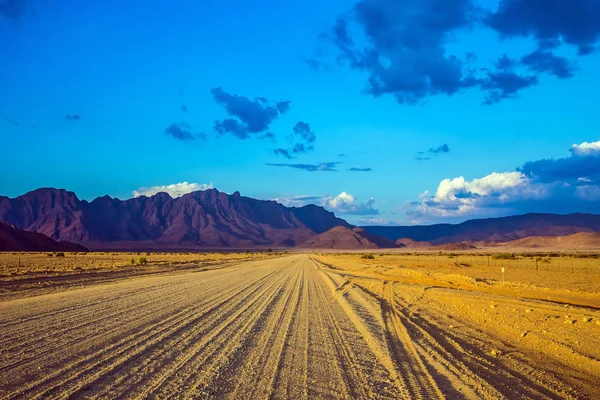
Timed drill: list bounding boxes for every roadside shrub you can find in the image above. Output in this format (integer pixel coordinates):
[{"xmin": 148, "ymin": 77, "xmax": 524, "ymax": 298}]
[
  {"xmin": 139, "ymin": 256, "xmax": 148, "ymax": 265},
  {"xmin": 130, "ymin": 256, "xmax": 136, "ymax": 265},
  {"xmin": 491, "ymin": 253, "xmax": 516, "ymax": 260},
  {"xmin": 46, "ymin": 253, "xmax": 54, "ymax": 257},
  {"xmin": 54, "ymin": 252, "xmax": 65, "ymax": 257},
  {"xmin": 361, "ymin": 254, "xmax": 375, "ymax": 260}
]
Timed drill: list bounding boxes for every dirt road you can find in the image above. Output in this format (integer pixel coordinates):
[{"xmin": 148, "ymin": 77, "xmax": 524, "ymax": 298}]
[{"xmin": 0, "ymin": 255, "xmax": 597, "ymax": 399}]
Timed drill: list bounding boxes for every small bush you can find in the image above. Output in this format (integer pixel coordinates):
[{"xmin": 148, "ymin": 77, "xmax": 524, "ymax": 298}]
[
  {"xmin": 361, "ymin": 254, "xmax": 375, "ymax": 260},
  {"xmin": 491, "ymin": 253, "xmax": 516, "ymax": 260},
  {"xmin": 54, "ymin": 252, "xmax": 65, "ymax": 257},
  {"xmin": 130, "ymin": 256, "xmax": 136, "ymax": 265},
  {"xmin": 46, "ymin": 253, "xmax": 54, "ymax": 257},
  {"xmin": 139, "ymin": 256, "xmax": 148, "ymax": 265}
]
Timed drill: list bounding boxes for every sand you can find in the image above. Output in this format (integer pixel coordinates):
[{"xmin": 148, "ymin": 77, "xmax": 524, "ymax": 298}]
[{"xmin": 0, "ymin": 254, "xmax": 598, "ymax": 399}]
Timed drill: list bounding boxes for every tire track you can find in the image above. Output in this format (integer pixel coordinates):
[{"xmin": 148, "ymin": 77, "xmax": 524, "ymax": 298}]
[
  {"xmin": 381, "ymin": 281, "xmax": 445, "ymax": 400},
  {"xmin": 0, "ymin": 264, "xmax": 281, "ymax": 399},
  {"xmin": 3, "ymin": 254, "xmax": 591, "ymax": 399}
]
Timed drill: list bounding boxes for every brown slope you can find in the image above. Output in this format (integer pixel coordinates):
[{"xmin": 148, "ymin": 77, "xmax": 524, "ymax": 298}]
[
  {"xmin": 395, "ymin": 238, "xmax": 433, "ymax": 248},
  {"xmin": 502, "ymin": 232, "xmax": 600, "ymax": 249},
  {"xmin": 0, "ymin": 222, "xmax": 88, "ymax": 252},
  {"xmin": 297, "ymin": 226, "xmax": 398, "ymax": 249},
  {"xmin": 0, "ymin": 188, "xmax": 350, "ymax": 248},
  {"xmin": 433, "ymin": 242, "xmax": 477, "ymax": 251}
]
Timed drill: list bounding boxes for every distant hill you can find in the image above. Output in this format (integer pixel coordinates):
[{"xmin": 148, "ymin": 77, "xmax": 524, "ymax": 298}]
[
  {"xmin": 364, "ymin": 213, "xmax": 600, "ymax": 244},
  {"xmin": 395, "ymin": 238, "xmax": 433, "ymax": 248},
  {"xmin": 298, "ymin": 226, "xmax": 398, "ymax": 249},
  {"xmin": 0, "ymin": 188, "xmax": 350, "ymax": 249},
  {"xmin": 0, "ymin": 222, "xmax": 88, "ymax": 252},
  {"xmin": 433, "ymin": 242, "xmax": 477, "ymax": 251},
  {"xmin": 501, "ymin": 232, "xmax": 600, "ymax": 249}
]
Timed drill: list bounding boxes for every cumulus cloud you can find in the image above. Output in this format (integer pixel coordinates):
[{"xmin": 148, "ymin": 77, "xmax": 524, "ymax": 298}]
[
  {"xmin": 277, "ymin": 192, "xmax": 380, "ymax": 215},
  {"xmin": 486, "ymin": 0, "xmax": 600, "ymax": 55},
  {"xmin": 323, "ymin": 0, "xmax": 600, "ymax": 104},
  {"xmin": 432, "ymin": 172, "xmax": 528, "ymax": 203},
  {"xmin": 519, "ymin": 155, "xmax": 600, "ymax": 184},
  {"xmin": 324, "ymin": 192, "xmax": 379, "ymax": 215},
  {"xmin": 165, "ymin": 123, "xmax": 206, "ymax": 142},
  {"xmin": 410, "ymin": 139, "xmax": 600, "ymax": 221},
  {"xmin": 266, "ymin": 162, "xmax": 340, "ymax": 172},
  {"xmin": 331, "ymin": 0, "xmax": 478, "ymax": 104},
  {"xmin": 211, "ymin": 87, "xmax": 290, "ymax": 139},
  {"xmin": 570, "ymin": 140, "xmax": 600, "ymax": 156},
  {"xmin": 132, "ymin": 181, "xmax": 214, "ymax": 198}
]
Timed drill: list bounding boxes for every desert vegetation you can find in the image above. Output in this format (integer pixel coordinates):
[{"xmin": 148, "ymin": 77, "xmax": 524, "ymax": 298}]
[{"xmin": 0, "ymin": 251, "xmax": 278, "ymax": 276}]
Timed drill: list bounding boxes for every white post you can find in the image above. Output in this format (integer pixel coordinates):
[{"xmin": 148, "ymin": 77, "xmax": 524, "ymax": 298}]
[{"xmin": 501, "ymin": 267, "xmax": 505, "ymax": 284}]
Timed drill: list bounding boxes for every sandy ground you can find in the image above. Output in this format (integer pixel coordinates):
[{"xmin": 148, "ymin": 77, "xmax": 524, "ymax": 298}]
[{"xmin": 0, "ymin": 254, "xmax": 598, "ymax": 399}]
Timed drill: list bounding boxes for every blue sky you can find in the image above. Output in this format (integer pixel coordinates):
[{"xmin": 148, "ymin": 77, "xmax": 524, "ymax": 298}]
[{"xmin": 2, "ymin": 0, "xmax": 600, "ymax": 225}]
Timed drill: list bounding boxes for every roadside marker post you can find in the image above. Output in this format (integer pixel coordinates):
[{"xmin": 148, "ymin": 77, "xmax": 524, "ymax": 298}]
[{"xmin": 502, "ymin": 267, "xmax": 505, "ymax": 284}]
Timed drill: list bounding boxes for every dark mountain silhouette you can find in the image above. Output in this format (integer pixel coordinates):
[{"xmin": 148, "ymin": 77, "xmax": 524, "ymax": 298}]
[
  {"xmin": 363, "ymin": 213, "xmax": 600, "ymax": 244},
  {"xmin": 298, "ymin": 226, "xmax": 398, "ymax": 249},
  {"xmin": 0, "ymin": 222, "xmax": 88, "ymax": 252},
  {"xmin": 0, "ymin": 188, "xmax": 350, "ymax": 249}
]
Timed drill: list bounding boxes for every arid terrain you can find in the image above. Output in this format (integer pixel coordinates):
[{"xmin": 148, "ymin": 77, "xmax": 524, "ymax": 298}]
[{"xmin": 0, "ymin": 251, "xmax": 598, "ymax": 399}]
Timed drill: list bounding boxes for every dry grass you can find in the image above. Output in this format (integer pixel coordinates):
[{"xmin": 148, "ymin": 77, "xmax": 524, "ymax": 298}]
[
  {"xmin": 0, "ymin": 251, "xmax": 281, "ymax": 276},
  {"xmin": 314, "ymin": 252, "xmax": 600, "ymax": 293}
]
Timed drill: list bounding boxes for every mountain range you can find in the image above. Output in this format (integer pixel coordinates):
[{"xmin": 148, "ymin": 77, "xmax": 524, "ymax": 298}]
[
  {"xmin": 0, "ymin": 188, "xmax": 349, "ymax": 249},
  {"xmin": 3, "ymin": 188, "xmax": 600, "ymax": 250},
  {"xmin": 363, "ymin": 213, "xmax": 600, "ymax": 244}
]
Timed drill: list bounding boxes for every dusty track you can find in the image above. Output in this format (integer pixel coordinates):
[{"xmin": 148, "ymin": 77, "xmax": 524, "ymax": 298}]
[{"xmin": 0, "ymin": 255, "xmax": 597, "ymax": 399}]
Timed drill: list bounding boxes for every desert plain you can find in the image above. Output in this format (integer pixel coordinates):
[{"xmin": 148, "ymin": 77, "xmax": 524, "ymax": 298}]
[{"xmin": 0, "ymin": 250, "xmax": 598, "ymax": 399}]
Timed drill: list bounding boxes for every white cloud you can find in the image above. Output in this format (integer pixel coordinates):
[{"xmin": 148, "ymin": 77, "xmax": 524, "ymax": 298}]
[
  {"xmin": 132, "ymin": 181, "xmax": 213, "ymax": 198},
  {"xmin": 570, "ymin": 140, "xmax": 600, "ymax": 156},
  {"xmin": 408, "ymin": 140, "xmax": 600, "ymax": 223},
  {"xmin": 324, "ymin": 192, "xmax": 379, "ymax": 215},
  {"xmin": 274, "ymin": 191, "xmax": 380, "ymax": 215},
  {"xmin": 413, "ymin": 171, "xmax": 538, "ymax": 219},
  {"xmin": 432, "ymin": 172, "xmax": 528, "ymax": 203}
]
